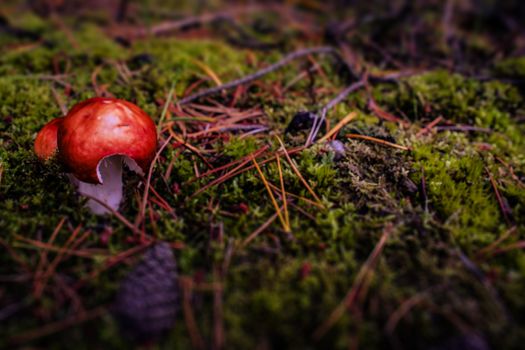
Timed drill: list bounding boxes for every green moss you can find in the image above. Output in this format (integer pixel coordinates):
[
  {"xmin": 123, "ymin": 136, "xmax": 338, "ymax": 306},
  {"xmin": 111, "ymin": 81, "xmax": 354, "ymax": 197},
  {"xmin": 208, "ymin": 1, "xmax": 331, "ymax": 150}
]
[
  {"xmin": 493, "ymin": 57, "xmax": 525, "ymax": 79},
  {"xmin": 411, "ymin": 133, "xmax": 503, "ymax": 246},
  {"xmin": 376, "ymin": 70, "xmax": 522, "ymax": 128},
  {"xmin": 1, "ymin": 6, "xmax": 525, "ymax": 350}
]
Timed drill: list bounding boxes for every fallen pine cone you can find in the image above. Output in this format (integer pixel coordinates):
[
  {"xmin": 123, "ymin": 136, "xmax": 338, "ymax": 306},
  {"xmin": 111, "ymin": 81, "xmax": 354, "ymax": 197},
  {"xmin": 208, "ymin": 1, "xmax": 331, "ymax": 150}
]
[{"xmin": 113, "ymin": 242, "xmax": 178, "ymax": 343}]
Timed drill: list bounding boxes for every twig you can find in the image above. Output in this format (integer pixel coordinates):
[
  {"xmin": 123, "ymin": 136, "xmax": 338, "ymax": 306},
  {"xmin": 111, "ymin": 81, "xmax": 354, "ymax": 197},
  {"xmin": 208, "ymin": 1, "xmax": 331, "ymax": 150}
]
[
  {"xmin": 476, "ymin": 227, "xmax": 517, "ymax": 259},
  {"xmin": 115, "ymin": 0, "xmax": 129, "ymax": 22},
  {"xmin": 33, "ymin": 217, "xmax": 66, "ymax": 296},
  {"xmin": 421, "ymin": 166, "xmax": 429, "ymax": 213},
  {"xmin": 180, "ymin": 277, "xmax": 206, "ymax": 350},
  {"xmin": 9, "ymin": 306, "xmax": 106, "ymax": 344},
  {"xmin": 385, "ymin": 285, "xmax": 448, "ymax": 338},
  {"xmin": 178, "ymin": 47, "xmax": 335, "ymax": 105},
  {"xmin": 495, "ymin": 157, "xmax": 525, "ymax": 188},
  {"xmin": 368, "ymin": 97, "xmax": 408, "ymax": 126},
  {"xmin": 13, "ymin": 238, "xmax": 106, "ymax": 259},
  {"xmin": 441, "ymin": 0, "xmax": 456, "ymax": 46},
  {"xmin": 416, "ymin": 116, "xmax": 443, "ymax": 137},
  {"xmin": 134, "ymin": 135, "xmax": 174, "ymax": 238},
  {"xmin": 436, "ymin": 125, "xmax": 492, "ymax": 133},
  {"xmin": 486, "ymin": 167, "xmax": 513, "ymax": 226},
  {"xmin": 242, "ymin": 212, "xmax": 280, "ymax": 247},
  {"xmin": 33, "ymin": 225, "xmax": 83, "ymax": 299},
  {"xmin": 306, "ymin": 70, "xmax": 417, "ymax": 146},
  {"xmin": 73, "ymin": 242, "xmax": 152, "ymax": 290},
  {"xmin": 81, "ymin": 193, "xmax": 141, "ymax": 235},
  {"xmin": 212, "ymin": 266, "xmax": 224, "ymax": 350},
  {"xmin": 306, "ymin": 79, "xmax": 365, "ymax": 145}
]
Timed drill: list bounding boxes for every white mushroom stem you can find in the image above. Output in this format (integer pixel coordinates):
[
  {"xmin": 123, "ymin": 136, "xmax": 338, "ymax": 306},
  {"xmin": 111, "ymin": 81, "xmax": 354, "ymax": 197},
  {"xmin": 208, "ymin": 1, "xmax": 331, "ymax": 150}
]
[{"xmin": 71, "ymin": 155, "xmax": 142, "ymax": 215}]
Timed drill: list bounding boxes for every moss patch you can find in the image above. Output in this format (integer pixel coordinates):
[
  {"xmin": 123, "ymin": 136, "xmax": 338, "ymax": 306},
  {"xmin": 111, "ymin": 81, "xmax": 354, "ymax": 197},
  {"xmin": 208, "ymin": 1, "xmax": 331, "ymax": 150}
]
[{"xmin": 1, "ymin": 3, "xmax": 525, "ymax": 350}]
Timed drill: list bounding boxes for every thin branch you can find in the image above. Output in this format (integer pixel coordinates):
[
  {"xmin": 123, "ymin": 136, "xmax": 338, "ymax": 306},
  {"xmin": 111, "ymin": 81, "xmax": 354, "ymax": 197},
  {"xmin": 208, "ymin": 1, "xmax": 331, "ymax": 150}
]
[
  {"xmin": 178, "ymin": 47, "xmax": 336, "ymax": 105},
  {"xmin": 306, "ymin": 79, "xmax": 366, "ymax": 146}
]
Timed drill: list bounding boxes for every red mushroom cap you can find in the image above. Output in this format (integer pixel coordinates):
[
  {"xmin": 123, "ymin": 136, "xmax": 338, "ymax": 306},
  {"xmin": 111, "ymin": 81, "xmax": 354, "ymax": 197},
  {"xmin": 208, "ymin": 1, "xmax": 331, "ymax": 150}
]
[
  {"xmin": 57, "ymin": 97, "xmax": 157, "ymax": 184},
  {"xmin": 34, "ymin": 117, "xmax": 64, "ymax": 161}
]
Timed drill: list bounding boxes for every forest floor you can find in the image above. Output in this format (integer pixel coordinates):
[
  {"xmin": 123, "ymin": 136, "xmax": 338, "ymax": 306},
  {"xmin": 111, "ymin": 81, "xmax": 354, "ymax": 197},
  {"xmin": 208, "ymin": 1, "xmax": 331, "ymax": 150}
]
[{"xmin": 1, "ymin": 0, "xmax": 525, "ymax": 349}]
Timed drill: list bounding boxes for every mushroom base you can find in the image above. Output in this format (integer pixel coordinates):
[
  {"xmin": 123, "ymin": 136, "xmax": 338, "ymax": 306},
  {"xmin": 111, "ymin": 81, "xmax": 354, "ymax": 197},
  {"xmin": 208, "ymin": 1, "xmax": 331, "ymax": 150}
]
[{"xmin": 70, "ymin": 155, "xmax": 142, "ymax": 215}]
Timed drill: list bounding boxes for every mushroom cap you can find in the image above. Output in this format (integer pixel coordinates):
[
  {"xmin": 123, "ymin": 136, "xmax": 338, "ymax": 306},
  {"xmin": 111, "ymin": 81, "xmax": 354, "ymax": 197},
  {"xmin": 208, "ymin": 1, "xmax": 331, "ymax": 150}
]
[
  {"xmin": 58, "ymin": 97, "xmax": 157, "ymax": 184},
  {"xmin": 34, "ymin": 117, "xmax": 64, "ymax": 161}
]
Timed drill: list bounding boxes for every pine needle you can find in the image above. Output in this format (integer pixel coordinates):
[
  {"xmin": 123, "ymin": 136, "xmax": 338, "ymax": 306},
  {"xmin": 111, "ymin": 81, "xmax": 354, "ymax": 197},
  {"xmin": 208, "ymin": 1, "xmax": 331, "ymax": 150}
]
[
  {"xmin": 275, "ymin": 135, "xmax": 324, "ymax": 208},
  {"xmin": 157, "ymin": 82, "xmax": 176, "ymax": 133},
  {"xmin": 318, "ymin": 112, "xmax": 357, "ymax": 143},
  {"xmin": 276, "ymin": 153, "xmax": 290, "ymax": 229},
  {"xmin": 192, "ymin": 59, "xmax": 223, "ymax": 86},
  {"xmin": 346, "ymin": 133, "xmax": 411, "ymax": 151},
  {"xmin": 313, "ymin": 223, "xmax": 394, "ymax": 339},
  {"xmin": 251, "ymin": 156, "xmax": 290, "ymax": 233}
]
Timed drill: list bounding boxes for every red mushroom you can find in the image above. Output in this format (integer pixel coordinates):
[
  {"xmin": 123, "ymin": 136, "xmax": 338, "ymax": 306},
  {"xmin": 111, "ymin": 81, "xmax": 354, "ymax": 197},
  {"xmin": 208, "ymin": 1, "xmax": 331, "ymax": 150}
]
[
  {"xmin": 34, "ymin": 117, "xmax": 64, "ymax": 161},
  {"xmin": 34, "ymin": 97, "xmax": 157, "ymax": 214}
]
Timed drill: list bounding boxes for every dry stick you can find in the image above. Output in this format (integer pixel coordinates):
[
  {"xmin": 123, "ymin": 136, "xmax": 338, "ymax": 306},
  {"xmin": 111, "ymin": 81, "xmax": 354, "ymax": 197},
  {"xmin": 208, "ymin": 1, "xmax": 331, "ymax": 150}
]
[
  {"xmin": 178, "ymin": 47, "xmax": 335, "ymax": 105},
  {"xmin": 435, "ymin": 125, "xmax": 492, "ymax": 133},
  {"xmin": 134, "ymin": 135, "xmax": 174, "ymax": 238},
  {"xmin": 122, "ymin": 6, "xmax": 259, "ymax": 38},
  {"xmin": 385, "ymin": 285, "xmax": 449, "ymax": 337},
  {"xmin": 346, "ymin": 133, "xmax": 411, "ymax": 151},
  {"xmin": 441, "ymin": 0, "xmax": 456, "ymax": 47},
  {"xmin": 51, "ymin": 87, "xmax": 67, "ymax": 116},
  {"xmin": 288, "ymin": 202, "xmax": 317, "ymax": 222},
  {"xmin": 306, "ymin": 79, "xmax": 365, "ymax": 146},
  {"xmin": 81, "ymin": 194, "xmax": 141, "ymax": 235},
  {"xmin": 313, "ymin": 223, "xmax": 394, "ymax": 340},
  {"xmin": 416, "ymin": 116, "xmax": 443, "ymax": 137},
  {"xmin": 491, "ymin": 241, "xmax": 525, "ymax": 256},
  {"xmin": 307, "ymin": 70, "xmax": 418, "ymax": 145},
  {"xmin": 252, "ymin": 156, "xmax": 290, "ymax": 232},
  {"xmin": 180, "ymin": 277, "xmax": 206, "ymax": 350},
  {"xmin": 421, "ymin": 167, "xmax": 429, "ymax": 213},
  {"xmin": 0, "ymin": 237, "xmax": 32, "ymax": 273},
  {"xmin": 33, "ymin": 218, "xmax": 66, "ymax": 294},
  {"xmin": 242, "ymin": 212, "xmax": 280, "ymax": 247},
  {"xmin": 169, "ymin": 128, "xmax": 216, "ymax": 169},
  {"xmin": 486, "ymin": 167, "xmax": 513, "ymax": 226},
  {"xmin": 9, "ymin": 306, "xmax": 106, "ymax": 345},
  {"xmin": 476, "ymin": 227, "xmax": 517, "ymax": 259},
  {"xmin": 212, "ymin": 266, "xmax": 224, "ymax": 350},
  {"xmin": 73, "ymin": 242, "xmax": 152, "ymax": 290},
  {"xmin": 495, "ymin": 157, "xmax": 525, "ymax": 188},
  {"xmin": 13, "ymin": 238, "xmax": 105, "ymax": 259},
  {"xmin": 34, "ymin": 226, "xmax": 82, "ymax": 299}
]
